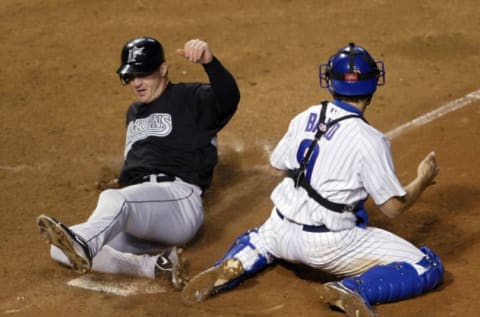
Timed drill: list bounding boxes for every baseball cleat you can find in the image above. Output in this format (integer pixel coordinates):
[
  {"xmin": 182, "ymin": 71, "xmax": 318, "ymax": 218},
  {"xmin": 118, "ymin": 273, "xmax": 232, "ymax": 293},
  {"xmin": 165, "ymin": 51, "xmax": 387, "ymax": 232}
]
[
  {"xmin": 317, "ymin": 282, "xmax": 377, "ymax": 317},
  {"xmin": 36, "ymin": 214, "xmax": 92, "ymax": 274},
  {"xmin": 181, "ymin": 258, "xmax": 244, "ymax": 304},
  {"xmin": 155, "ymin": 246, "xmax": 188, "ymax": 291}
]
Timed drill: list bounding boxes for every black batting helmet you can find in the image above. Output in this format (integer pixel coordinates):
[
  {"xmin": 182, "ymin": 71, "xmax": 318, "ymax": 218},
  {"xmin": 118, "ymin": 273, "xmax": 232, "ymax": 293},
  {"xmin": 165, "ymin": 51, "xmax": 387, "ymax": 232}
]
[{"xmin": 116, "ymin": 36, "xmax": 165, "ymax": 84}]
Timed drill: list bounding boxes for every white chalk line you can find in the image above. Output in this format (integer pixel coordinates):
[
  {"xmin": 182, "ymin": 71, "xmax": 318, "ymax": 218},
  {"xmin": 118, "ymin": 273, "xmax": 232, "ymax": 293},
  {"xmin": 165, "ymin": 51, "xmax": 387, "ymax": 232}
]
[
  {"xmin": 0, "ymin": 155, "xmax": 120, "ymax": 172},
  {"xmin": 67, "ymin": 275, "xmax": 167, "ymax": 296},
  {"xmin": 386, "ymin": 89, "xmax": 480, "ymax": 140},
  {"xmin": 0, "ymin": 163, "xmax": 50, "ymax": 172}
]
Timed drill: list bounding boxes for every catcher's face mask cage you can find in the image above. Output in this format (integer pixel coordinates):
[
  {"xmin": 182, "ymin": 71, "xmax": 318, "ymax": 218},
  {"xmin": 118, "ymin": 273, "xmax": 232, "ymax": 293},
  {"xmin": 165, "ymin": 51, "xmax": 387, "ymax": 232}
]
[
  {"xmin": 319, "ymin": 43, "xmax": 385, "ymax": 96},
  {"xmin": 116, "ymin": 36, "xmax": 165, "ymax": 85}
]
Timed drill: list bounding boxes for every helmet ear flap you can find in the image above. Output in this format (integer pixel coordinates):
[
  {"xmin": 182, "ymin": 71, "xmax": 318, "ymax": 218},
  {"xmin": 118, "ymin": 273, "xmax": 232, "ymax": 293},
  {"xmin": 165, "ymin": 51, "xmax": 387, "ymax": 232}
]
[{"xmin": 119, "ymin": 74, "xmax": 129, "ymax": 85}]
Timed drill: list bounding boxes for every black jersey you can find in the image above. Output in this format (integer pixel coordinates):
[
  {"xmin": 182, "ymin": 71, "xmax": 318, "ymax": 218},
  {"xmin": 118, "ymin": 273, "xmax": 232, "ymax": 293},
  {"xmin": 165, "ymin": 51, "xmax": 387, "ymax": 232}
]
[{"xmin": 118, "ymin": 57, "xmax": 240, "ymax": 189}]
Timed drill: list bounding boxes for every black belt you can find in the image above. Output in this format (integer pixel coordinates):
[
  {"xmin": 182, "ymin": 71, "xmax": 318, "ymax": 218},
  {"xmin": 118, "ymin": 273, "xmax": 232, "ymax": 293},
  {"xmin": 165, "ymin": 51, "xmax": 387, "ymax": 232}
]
[
  {"xmin": 276, "ymin": 209, "xmax": 330, "ymax": 233},
  {"xmin": 130, "ymin": 174, "xmax": 176, "ymax": 185},
  {"xmin": 143, "ymin": 174, "xmax": 175, "ymax": 183}
]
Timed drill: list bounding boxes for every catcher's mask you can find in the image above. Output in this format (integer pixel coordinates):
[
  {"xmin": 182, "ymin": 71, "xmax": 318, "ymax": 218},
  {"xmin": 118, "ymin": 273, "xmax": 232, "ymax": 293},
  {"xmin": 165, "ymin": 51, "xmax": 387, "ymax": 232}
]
[
  {"xmin": 117, "ymin": 36, "xmax": 165, "ymax": 85},
  {"xmin": 319, "ymin": 43, "xmax": 385, "ymax": 96}
]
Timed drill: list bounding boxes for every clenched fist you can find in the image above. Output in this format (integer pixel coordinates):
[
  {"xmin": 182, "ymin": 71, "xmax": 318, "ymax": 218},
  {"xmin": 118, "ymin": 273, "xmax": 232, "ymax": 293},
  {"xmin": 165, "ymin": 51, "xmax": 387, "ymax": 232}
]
[{"xmin": 176, "ymin": 39, "xmax": 213, "ymax": 64}]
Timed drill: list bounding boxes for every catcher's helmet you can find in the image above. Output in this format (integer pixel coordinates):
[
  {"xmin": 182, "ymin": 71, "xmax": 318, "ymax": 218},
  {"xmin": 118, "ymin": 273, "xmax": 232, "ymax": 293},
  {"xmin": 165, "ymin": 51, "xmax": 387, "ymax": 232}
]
[
  {"xmin": 319, "ymin": 43, "xmax": 385, "ymax": 96},
  {"xmin": 116, "ymin": 36, "xmax": 165, "ymax": 84}
]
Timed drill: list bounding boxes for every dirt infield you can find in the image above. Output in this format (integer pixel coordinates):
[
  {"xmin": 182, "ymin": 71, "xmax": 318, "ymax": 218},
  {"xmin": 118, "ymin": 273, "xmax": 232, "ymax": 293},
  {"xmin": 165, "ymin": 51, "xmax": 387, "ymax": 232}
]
[{"xmin": 1, "ymin": 0, "xmax": 480, "ymax": 316}]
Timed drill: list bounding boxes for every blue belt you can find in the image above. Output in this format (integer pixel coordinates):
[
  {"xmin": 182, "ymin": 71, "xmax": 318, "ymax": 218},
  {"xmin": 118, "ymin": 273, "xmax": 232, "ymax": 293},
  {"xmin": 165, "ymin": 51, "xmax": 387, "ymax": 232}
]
[{"xmin": 276, "ymin": 209, "xmax": 330, "ymax": 233}]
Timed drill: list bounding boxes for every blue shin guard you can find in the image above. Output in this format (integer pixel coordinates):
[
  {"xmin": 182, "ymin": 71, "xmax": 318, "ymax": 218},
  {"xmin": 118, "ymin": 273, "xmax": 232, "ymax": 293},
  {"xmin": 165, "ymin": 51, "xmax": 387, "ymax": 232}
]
[
  {"xmin": 212, "ymin": 228, "xmax": 273, "ymax": 291},
  {"xmin": 341, "ymin": 246, "xmax": 444, "ymax": 305}
]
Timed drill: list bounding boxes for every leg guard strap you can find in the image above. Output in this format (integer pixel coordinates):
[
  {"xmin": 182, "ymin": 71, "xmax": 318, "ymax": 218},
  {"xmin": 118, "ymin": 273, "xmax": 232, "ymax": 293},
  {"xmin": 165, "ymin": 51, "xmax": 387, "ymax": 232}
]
[{"xmin": 213, "ymin": 228, "xmax": 273, "ymax": 291}]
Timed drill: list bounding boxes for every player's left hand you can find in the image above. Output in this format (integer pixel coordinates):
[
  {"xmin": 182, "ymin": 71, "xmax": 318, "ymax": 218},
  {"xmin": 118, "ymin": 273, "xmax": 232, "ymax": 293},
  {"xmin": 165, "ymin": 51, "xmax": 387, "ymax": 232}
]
[{"xmin": 176, "ymin": 39, "xmax": 213, "ymax": 64}]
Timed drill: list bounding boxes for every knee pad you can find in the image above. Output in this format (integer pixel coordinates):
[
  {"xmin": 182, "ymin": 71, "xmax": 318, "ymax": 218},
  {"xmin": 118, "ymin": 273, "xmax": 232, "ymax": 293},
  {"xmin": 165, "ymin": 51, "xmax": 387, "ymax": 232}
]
[{"xmin": 342, "ymin": 246, "xmax": 444, "ymax": 305}]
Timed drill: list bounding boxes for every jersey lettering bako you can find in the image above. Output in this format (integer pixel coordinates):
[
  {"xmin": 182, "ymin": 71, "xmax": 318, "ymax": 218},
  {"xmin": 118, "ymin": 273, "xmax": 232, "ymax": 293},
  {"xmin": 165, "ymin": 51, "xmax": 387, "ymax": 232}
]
[
  {"xmin": 124, "ymin": 113, "xmax": 173, "ymax": 157},
  {"xmin": 270, "ymin": 100, "xmax": 406, "ymax": 231}
]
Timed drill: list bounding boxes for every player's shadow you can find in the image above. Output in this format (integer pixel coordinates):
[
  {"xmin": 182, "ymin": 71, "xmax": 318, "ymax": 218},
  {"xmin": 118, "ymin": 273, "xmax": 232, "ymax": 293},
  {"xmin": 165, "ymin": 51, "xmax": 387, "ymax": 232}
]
[
  {"xmin": 371, "ymin": 183, "xmax": 480, "ymax": 262},
  {"xmin": 364, "ymin": 183, "xmax": 479, "ymax": 291},
  {"xmin": 186, "ymin": 144, "xmax": 281, "ymax": 248},
  {"xmin": 202, "ymin": 143, "xmax": 278, "ymax": 205},
  {"xmin": 278, "ymin": 260, "xmax": 336, "ymax": 283}
]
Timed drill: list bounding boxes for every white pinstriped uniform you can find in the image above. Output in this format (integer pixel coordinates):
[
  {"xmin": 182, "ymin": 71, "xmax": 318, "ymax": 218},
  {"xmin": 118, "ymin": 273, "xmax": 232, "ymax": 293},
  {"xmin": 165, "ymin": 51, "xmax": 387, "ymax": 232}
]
[
  {"xmin": 270, "ymin": 101, "xmax": 404, "ymax": 229},
  {"xmin": 234, "ymin": 100, "xmax": 427, "ymax": 276}
]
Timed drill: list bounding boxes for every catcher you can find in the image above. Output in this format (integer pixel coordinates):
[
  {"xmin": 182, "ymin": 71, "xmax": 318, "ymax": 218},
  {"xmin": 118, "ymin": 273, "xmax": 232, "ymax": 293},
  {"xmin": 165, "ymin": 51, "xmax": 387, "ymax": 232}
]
[{"xmin": 181, "ymin": 43, "xmax": 444, "ymax": 316}]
